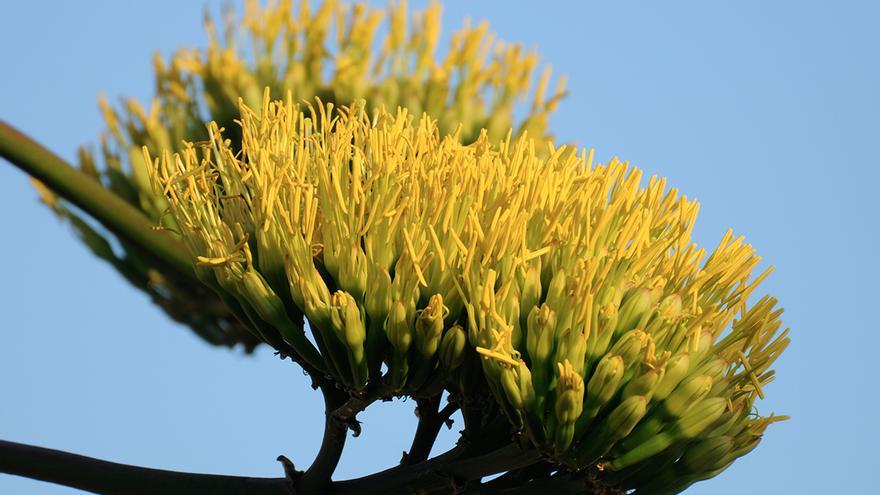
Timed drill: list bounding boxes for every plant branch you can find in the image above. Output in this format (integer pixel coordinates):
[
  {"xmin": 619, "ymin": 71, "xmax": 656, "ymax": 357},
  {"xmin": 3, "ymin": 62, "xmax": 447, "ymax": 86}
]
[
  {"xmin": 297, "ymin": 386, "xmax": 349, "ymax": 495},
  {"xmin": 0, "ymin": 439, "xmax": 290, "ymax": 495},
  {"xmin": 0, "ymin": 435, "xmax": 541, "ymax": 495},
  {"xmin": 403, "ymin": 395, "xmax": 459, "ymax": 465},
  {"xmin": 0, "ymin": 120, "xmax": 196, "ymax": 285}
]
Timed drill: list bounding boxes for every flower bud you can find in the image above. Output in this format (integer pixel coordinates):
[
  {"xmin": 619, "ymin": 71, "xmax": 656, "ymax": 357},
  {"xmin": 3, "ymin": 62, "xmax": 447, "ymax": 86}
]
[
  {"xmin": 653, "ymin": 353, "xmax": 690, "ymax": 401},
  {"xmin": 300, "ymin": 271, "xmax": 333, "ymax": 328},
  {"xmin": 694, "ymin": 358, "xmax": 728, "ymax": 380},
  {"xmin": 680, "ymin": 435, "xmax": 735, "ymax": 473},
  {"xmin": 606, "ymin": 395, "xmax": 649, "ymax": 442},
  {"xmin": 582, "ymin": 354, "xmax": 624, "ymax": 420},
  {"xmin": 554, "ymin": 360, "xmax": 585, "ymax": 453},
  {"xmin": 658, "ymin": 294, "xmax": 682, "ymax": 322},
  {"xmin": 544, "ymin": 268, "xmax": 567, "ymax": 312},
  {"xmin": 675, "ymin": 397, "xmax": 728, "ymax": 439},
  {"xmin": 555, "ymin": 360, "xmax": 585, "ymax": 425},
  {"xmin": 609, "ymin": 329, "xmax": 649, "ymax": 366},
  {"xmin": 501, "ymin": 365, "xmax": 524, "ymax": 410},
  {"xmin": 622, "ymin": 365, "xmax": 662, "ymax": 401},
  {"xmin": 526, "ymin": 304, "xmax": 557, "ymax": 367},
  {"xmin": 364, "ymin": 263, "xmax": 393, "ymax": 323},
  {"xmin": 520, "ymin": 264, "xmax": 542, "ymax": 320},
  {"xmin": 439, "ymin": 324, "xmax": 467, "ymax": 371},
  {"xmin": 240, "ymin": 270, "xmax": 287, "ymax": 328},
  {"xmin": 330, "ymin": 291, "xmax": 366, "ymax": 355},
  {"xmin": 415, "ymin": 294, "xmax": 446, "ymax": 358},
  {"xmin": 385, "ymin": 299, "xmax": 412, "ymax": 353},
  {"xmin": 615, "ymin": 287, "xmax": 654, "ymax": 337},
  {"xmin": 516, "ymin": 360, "xmax": 536, "ymax": 411},
  {"xmin": 555, "ymin": 327, "xmax": 587, "ymax": 376},
  {"xmin": 664, "ymin": 374, "xmax": 713, "ymax": 418},
  {"xmin": 338, "ymin": 244, "xmax": 368, "ymax": 302}
]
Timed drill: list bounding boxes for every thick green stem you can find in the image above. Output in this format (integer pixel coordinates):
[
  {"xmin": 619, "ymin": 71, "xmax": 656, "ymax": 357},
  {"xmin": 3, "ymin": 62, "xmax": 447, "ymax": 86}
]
[{"xmin": 0, "ymin": 120, "xmax": 196, "ymax": 285}]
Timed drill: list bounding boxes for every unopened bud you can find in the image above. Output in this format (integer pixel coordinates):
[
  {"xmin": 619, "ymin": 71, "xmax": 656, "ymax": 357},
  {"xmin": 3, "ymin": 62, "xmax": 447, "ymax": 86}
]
[
  {"xmin": 365, "ymin": 263, "xmax": 393, "ymax": 323},
  {"xmin": 675, "ymin": 397, "xmax": 728, "ymax": 439},
  {"xmin": 680, "ymin": 435, "xmax": 736, "ymax": 473},
  {"xmin": 606, "ymin": 395, "xmax": 649, "ymax": 441},
  {"xmin": 658, "ymin": 294, "xmax": 682, "ymax": 322},
  {"xmin": 339, "ymin": 244, "xmax": 368, "ymax": 302},
  {"xmin": 385, "ymin": 299, "xmax": 412, "ymax": 353},
  {"xmin": 555, "ymin": 360, "xmax": 585, "ymax": 425},
  {"xmin": 653, "ymin": 353, "xmax": 690, "ymax": 401},
  {"xmin": 415, "ymin": 294, "xmax": 446, "ymax": 358},
  {"xmin": 526, "ymin": 304, "xmax": 557, "ymax": 365},
  {"xmin": 609, "ymin": 329, "xmax": 649, "ymax": 365},
  {"xmin": 615, "ymin": 288, "xmax": 654, "ymax": 337},
  {"xmin": 664, "ymin": 374, "xmax": 713, "ymax": 418},
  {"xmin": 439, "ymin": 324, "xmax": 467, "ymax": 371}
]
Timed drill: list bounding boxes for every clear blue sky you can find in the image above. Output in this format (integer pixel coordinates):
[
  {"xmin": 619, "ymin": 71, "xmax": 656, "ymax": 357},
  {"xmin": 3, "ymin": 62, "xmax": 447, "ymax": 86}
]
[{"xmin": 1, "ymin": 1, "xmax": 877, "ymax": 493}]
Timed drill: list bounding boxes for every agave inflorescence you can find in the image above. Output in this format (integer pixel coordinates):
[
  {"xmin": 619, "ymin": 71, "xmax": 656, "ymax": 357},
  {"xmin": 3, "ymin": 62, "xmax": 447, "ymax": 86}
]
[
  {"xmin": 39, "ymin": 0, "xmax": 564, "ymax": 349},
  {"xmin": 147, "ymin": 92, "xmax": 789, "ymax": 494}
]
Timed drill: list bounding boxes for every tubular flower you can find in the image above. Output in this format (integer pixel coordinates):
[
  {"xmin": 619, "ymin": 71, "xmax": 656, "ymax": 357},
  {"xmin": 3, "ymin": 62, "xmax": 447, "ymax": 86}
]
[
  {"xmin": 148, "ymin": 94, "xmax": 789, "ymax": 493},
  {"xmin": 39, "ymin": 0, "xmax": 565, "ymax": 349}
]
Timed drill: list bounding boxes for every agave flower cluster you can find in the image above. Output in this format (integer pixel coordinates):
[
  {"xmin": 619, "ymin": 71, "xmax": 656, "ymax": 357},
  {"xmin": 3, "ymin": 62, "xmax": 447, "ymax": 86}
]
[
  {"xmin": 40, "ymin": 0, "xmax": 563, "ymax": 348},
  {"xmin": 148, "ymin": 93, "xmax": 788, "ymax": 494}
]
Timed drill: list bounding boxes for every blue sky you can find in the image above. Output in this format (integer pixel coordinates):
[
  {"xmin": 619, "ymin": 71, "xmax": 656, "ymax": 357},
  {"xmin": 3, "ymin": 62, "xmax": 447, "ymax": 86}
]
[{"xmin": 1, "ymin": 1, "xmax": 878, "ymax": 493}]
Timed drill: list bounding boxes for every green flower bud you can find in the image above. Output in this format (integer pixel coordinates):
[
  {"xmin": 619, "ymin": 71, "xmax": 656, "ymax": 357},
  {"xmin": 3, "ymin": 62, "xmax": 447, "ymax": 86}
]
[
  {"xmin": 240, "ymin": 270, "xmax": 288, "ymax": 329},
  {"xmin": 658, "ymin": 294, "xmax": 682, "ymax": 322},
  {"xmin": 439, "ymin": 324, "xmax": 467, "ymax": 372},
  {"xmin": 526, "ymin": 304, "xmax": 557, "ymax": 367},
  {"xmin": 501, "ymin": 365, "xmax": 524, "ymax": 410},
  {"xmin": 300, "ymin": 270, "xmax": 333, "ymax": 329},
  {"xmin": 520, "ymin": 264, "xmax": 542, "ymax": 320},
  {"xmin": 622, "ymin": 365, "xmax": 662, "ymax": 401},
  {"xmin": 607, "ymin": 399, "xmax": 722, "ymax": 472},
  {"xmin": 609, "ymin": 329, "xmax": 649, "ymax": 366},
  {"xmin": 555, "ymin": 360, "xmax": 585, "ymax": 425},
  {"xmin": 321, "ymin": 225, "xmax": 341, "ymax": 280},
  {"xmin": 330, "ymin": 291, "xmax": 366, "ymax": 355},
  {"xmin": 693, "ymin": 358, "xmax": 728, "ymax": 380},
  {"xmin": 588, "ymin": 303, "xmax": 618, "ymax": 362},
  {"xmin": 499, "ymin": 288, "xmax": 522, "ymax": 348},
  {"xmin": 545, "ymin": 268, "xmax": 567, "ymax": 311},
  {"xmin": 517, "ymin": 360, "xmax": 536, "ymax": 411},
  {"xmin": 338, "ymin": 244, "xmax": 368, "ymax": 302},
  {"xmin": 606, "ymin": 395, "xmax": 649, "ymax": 442},
  {"xmin": 385, "ymin": 299, "xmax": 412, "ymax": 353},
  {"xmin": 653, "ymin": 353, "xmax": 690, "ymax": 401},
  {"xmin": 555, "ymin": 327, "xmax": 587, "ymax": 377},
  {"xmin": 582, "ymin": 354, "xmax": 625, "ymax": 421},
  {"xmin": 679, "ymin": 435, "xmax": 736, "ymax": 473},
  {"xmin": 675, "ymin": 397, "xmax": 728, "ymax": 439},
  {"xmin": 615, "ymin": 287, "xmax": 654, "ymax": 337},
  {"xmin": 554, "ymin": 360, "xmax": 585, "ymax": 453},
  {"xmin": 663, "ymin": 374, "xmax": 713, "ymax": 418},
  {"xmin": 415, "ymin": 294, "xmax": 446, "ymax": 358},
  {"xmin": 364, "ymin": 263, "xmax": 393, "ymax": 324}
]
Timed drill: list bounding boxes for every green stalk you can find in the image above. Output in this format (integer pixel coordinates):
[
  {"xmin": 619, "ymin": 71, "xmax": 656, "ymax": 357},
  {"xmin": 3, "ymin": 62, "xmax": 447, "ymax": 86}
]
[{"xmin": 0, "ymin": 120, "xmax": 196, "ymax": 284}]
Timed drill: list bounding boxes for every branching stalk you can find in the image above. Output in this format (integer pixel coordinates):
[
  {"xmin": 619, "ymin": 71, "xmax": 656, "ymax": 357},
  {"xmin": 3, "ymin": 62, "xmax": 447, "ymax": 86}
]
[
  {"xmin": 0, "ymin": 120, "xmax": 195, "ymax": 285},
  {"xmin": 404, "ymin": 395, "xmax": 459, "ymax": 465},
  {"xmin": 297, "ymin": 386, "xmax": 349, "ymax": 495},
  {"xmin": 0, "ymin": 440, "xmax": 290, "ymax": 495}
]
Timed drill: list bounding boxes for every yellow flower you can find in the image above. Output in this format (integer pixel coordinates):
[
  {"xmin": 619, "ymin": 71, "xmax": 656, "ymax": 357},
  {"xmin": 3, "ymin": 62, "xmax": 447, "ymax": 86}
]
[
  {"xmin": 148, "ymin": 93, "xmax": 789, "ymax": 489},
  {"xmin": 42, "ymin": 0, "xmax": 564, "ymax": 350}
]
